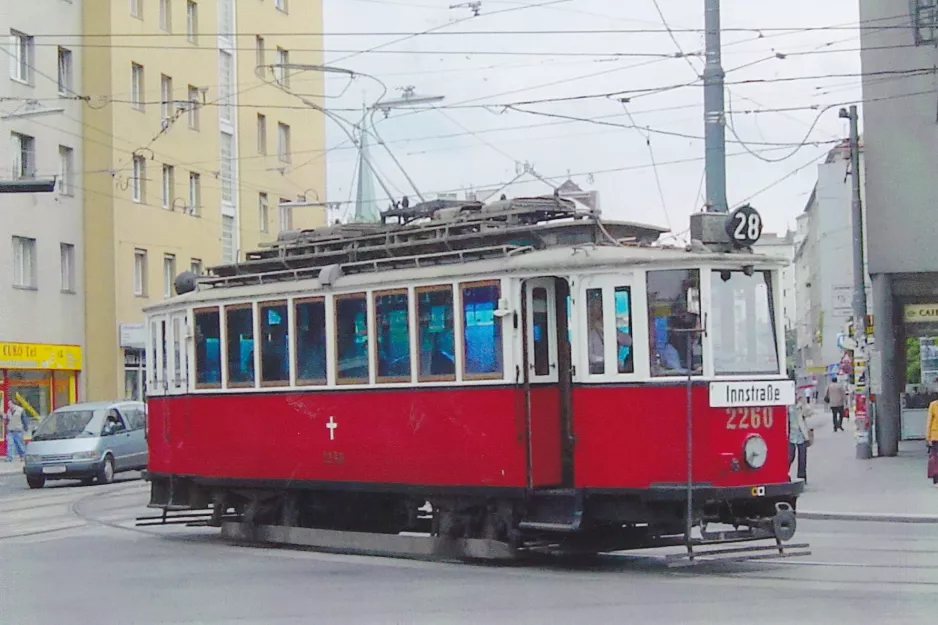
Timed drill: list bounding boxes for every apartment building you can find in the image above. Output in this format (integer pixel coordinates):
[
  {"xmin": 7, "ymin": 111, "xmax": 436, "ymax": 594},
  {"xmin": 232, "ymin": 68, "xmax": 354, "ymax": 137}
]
[
  {"xmin": 0, "ymin": 0, "xmax": 85, "ymax": 426},
  {"xmin": 82, "ymin": 0, "xmax": 326, "ymax": 402}
]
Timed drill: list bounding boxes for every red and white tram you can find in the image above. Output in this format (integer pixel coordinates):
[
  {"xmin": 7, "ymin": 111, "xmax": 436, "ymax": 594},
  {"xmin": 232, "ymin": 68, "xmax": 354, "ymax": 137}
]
[{"xmin": 143, "ymin": 197, "xmax": 805, "ymax": 560}]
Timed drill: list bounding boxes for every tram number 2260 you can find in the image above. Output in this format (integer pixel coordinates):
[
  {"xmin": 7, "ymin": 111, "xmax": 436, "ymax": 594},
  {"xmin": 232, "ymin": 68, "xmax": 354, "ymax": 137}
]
[{"xmin": 725, "ymin": 407, "xmax": 774, "ymax": 430}]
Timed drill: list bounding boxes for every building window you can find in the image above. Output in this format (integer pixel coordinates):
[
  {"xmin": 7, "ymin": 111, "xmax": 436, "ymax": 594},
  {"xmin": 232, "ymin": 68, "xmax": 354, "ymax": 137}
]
[
  {"xmin": 335, "ymin": 293, "xmax": 369, "ymax": 384},
  {"xmin": 194, "ymin": 308, "xmax": 221, "ymax": 388},
  {"xmin": 257, "ymin": 113, "xmax": 267, "ymax": 154},
  {"xmin": 375, "ymin": 290, "xmax": 411, "ymax": 383},
  {"xmin": 133, "ymin": 249, "xmax": 148, "ymax": 296},
  {"xmin": 225, "ymin": 304, "xmax": 255, "ymax": 387},
  {"xmin": 295, "ymin": 298, "xmax": 327, "ymax": 385},
  {"xmin": 218, "ymin": 50, "xmax": 234, "ymax": 122},
  {"xmin": 186, "ymin": 0, "xmax": 198, "ymax": 43},
  {"xmin": 163, "ymin": 254, "xmax": 176, "ymax": 298},
  {"xmin": 462, "ymin": 281, "xmax": 503, "ymax": 379},
  {"xmin": 255, "ymin": 36, "xmax": 265, "ymax": 77},
  {"xmin": 221, "ymin": 215, "xmax": 235, "ymax": 263},
  {"xmin": 161, "ymin": 164, "xmax": 174, "ymax": 209},
  {"xmin": 58, "ymin": 146, "xmax": 74, "ymax": 196},
  {"xmin": 218, "ymin": 0, "xmax": 234, "ymax": 39},
  {"xmin": 220, "ymin": 132, "xmax": 235, "ymax": 204},
  {"xmin": 259, "ymin": 193, "xmax": 269, "ymax": 233},
  {"xmin": 10, "ymin": 30, "xmax": 34, "ymax": 84},
  {"xmin": 279, "ymin": 199, "xmax": 293, "ymax": 232},
  {"xmin": 274, "ymin": 47, "xmax": 289, "ymax": 86},
  {"xmin": 60, "ymin": 243, "xmax": 75, "ymax": 293},
  {"xmin": 188, "ymin": 171, "xmax": 201, "ymax": 214},
  {"xmin": 187, "ymin": 85, "xmax": 200, "ymax": 129},
  {"xmin": 11, "ymin": 132, "xmax": 35, "ymax": 179},
  {"xmin": 130, "ymin": 0, "xmax": 143, "ymax": 18},
  {"xmin": 12, "ymin": 236, "xmax": 37, "ymax": 289},
  {"xmin": 159, "ymin": 0, "xmax": 171, "ymax": 30},
  {"xmin": 275, "ymin": 0, "xmax": 288, "ymax": 13},
  {"xmin": 132, "ymin": 155, "xmax": 146, "ymax": 203},
  {"xmin": 260, "ymin": 301, "xmax": 290, "ymax": 385},
  {"xmin": 647, "ymin": 269, "xmax": 703, "ymax": 376},
  {"xmin": 190, "ymin": 258, "xmax": 202, "ymax": 275},
  {"xmin": 131, "ymin": 63, "xmax": 144, "ymax": 111},
  {"xmin": 277, "ymin": 122, "xmax": 291, "ymax": 163},
  {"xmin": 417, "ymin": 286, "xmax": 455, "ymax": 381},
  {"xmin": 160, "ymin": 74, "xmax": 173, "ymax": 121},
  {"xmin": 57, "ymin": 47, "xmax": 73, "ymax": 95}
]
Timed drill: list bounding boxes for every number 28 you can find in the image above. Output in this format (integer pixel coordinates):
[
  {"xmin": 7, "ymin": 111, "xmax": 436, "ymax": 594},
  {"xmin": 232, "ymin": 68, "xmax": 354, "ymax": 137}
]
[
  {"xmin": 733, "ymin": 212, "xmax": 761, "ymax": 242},
  {"xmin": 726, "ymin": 407, "xmax": 774, "ymax": 430}
]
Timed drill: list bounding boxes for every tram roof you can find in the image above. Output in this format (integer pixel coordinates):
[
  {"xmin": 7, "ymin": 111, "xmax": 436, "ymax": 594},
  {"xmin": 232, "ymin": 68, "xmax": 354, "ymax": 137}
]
[{"xmin": 147, "ymin": 242, "xmax": 785, "ymax": 312}]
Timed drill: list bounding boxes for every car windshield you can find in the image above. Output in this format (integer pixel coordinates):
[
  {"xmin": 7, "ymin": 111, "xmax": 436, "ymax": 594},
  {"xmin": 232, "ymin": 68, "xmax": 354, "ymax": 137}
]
[{"xmin": 32, "ymin": 410, "xmax": 106, "ymax": 441}]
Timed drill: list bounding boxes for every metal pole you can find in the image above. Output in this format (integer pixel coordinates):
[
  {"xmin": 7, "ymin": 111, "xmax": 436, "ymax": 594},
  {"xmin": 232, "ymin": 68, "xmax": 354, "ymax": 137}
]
[
  {"xmin": 845, "ymin": 104, "xmax": 872, "ymax": 459},
  {"xmin": 684, "ymin": 337, "xmax": 694, "ymax": 552},
  {"xmin": 703, "ymin": 0, "xmax": 727, "ymax": 213}
]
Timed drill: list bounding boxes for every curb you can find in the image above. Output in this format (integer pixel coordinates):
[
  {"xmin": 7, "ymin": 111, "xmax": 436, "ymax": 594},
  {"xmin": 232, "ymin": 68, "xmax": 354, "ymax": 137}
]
[{"xmin": 799, "ymin": 510, "xmax": 938, "ymax": 524}]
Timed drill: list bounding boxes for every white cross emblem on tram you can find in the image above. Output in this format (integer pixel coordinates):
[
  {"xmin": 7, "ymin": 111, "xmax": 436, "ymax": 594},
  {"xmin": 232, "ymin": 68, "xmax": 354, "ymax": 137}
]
[{"xmin": 326, "ymin": 416, "xmax": 338, "ymax": 441}]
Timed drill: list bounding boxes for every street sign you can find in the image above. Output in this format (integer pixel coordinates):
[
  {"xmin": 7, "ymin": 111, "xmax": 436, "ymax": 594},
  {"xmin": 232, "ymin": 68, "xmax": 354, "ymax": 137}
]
[{"xmin": 725, "ymin": 204, "xmax": 763, "ymax": 249}]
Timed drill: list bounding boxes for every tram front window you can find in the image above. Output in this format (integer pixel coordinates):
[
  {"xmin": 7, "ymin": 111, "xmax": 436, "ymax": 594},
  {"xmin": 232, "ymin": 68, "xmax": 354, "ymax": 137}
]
[
  {"xmin": 646, "ymin": 269, "xmax": 702, "ymax": 376},
  {"xmin": 711, "ymin": 270, "xmax": 779, "ymax": 375}
]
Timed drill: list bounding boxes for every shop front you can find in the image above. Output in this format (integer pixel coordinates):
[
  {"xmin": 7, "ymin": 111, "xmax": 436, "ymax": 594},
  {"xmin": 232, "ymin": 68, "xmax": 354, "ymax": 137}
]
[
  {"xmin": 0, "ymin": 342, "xmax": 82, "ymax": 455},
  {"xmin": 899, "ymin": 304, "xmax": 938, "ymax": 440}
]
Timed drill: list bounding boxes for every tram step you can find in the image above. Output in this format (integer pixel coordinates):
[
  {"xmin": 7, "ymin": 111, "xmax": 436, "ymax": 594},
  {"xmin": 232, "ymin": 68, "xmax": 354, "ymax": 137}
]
[{"xmin": 519, "ymin": 490, "xmax": 584, "ymax": 533}]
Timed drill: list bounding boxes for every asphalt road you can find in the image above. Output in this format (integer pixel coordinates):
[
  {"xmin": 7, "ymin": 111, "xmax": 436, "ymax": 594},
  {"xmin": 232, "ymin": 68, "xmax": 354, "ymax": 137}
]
[{"xmin": 1, "ymin": 475, "xmax": 936, "ymax": 625}]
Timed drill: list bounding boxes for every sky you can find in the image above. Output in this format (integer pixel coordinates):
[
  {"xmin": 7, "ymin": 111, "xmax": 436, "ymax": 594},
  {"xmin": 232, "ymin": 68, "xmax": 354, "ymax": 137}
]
[{"xmin": 315, "ymin": 0, "xmax": 864, "ymax": 237}]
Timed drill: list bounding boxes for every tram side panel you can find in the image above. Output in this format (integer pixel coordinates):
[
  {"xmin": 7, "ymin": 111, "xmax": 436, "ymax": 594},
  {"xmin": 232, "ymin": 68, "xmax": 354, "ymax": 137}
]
[
  {"xmin": 572, "ymin": 385, "xmax": 789, "ymax": 489},
  {"xmin": 147, "ymin": 387, "xmax": 530, "ymax": 489}
]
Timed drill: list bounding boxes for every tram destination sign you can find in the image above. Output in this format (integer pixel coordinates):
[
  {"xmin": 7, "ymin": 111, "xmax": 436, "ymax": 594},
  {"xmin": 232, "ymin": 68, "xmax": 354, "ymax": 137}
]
[{"xmin": 709, "ymin": 380, "xmax": 796, "ymax": 408}]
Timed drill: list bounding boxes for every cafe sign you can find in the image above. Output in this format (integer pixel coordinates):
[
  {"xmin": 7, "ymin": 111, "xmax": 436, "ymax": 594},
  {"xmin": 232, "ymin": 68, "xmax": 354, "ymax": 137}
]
[
  {"xmin": 0, "ymin": 342, "xmax": 83, "ymax": 371},
  {"xmin": 904, "ymin": 304, "xmax": 938, "ymax": 324}
]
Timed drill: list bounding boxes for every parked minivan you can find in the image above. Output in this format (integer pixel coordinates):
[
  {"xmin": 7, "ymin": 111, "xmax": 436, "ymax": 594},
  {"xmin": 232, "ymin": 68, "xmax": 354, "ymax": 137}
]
[{"xmin": 23, "ymin": 401, "xmax": 148, "ymax": 489}]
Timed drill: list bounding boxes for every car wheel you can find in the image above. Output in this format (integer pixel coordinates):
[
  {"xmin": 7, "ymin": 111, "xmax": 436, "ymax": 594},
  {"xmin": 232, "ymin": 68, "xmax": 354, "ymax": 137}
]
[
  {"xmin": 98, "ymin": 455, "xmax": 115, "ymax": 485},
  {"xmin": 26, "ymin": 475, "xmax": 45, "ymax": 489}
]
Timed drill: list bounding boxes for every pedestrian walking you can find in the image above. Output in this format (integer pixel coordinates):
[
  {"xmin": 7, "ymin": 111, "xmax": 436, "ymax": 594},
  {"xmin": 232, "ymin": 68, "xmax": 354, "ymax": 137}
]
[
  {"xmin": 4, "ymin": 400, "xmax": 27, "ymax": 462},
  {"xmin": 788, "ymin": 397, "xmax": 811, "ymax": 483},
  {"xmin": 825, "ymin": 376, "xmax": 847, "ymax": 432},
  {"xmin": 927, "ymin": 397, "xmax": 938, "ymax": 484}
]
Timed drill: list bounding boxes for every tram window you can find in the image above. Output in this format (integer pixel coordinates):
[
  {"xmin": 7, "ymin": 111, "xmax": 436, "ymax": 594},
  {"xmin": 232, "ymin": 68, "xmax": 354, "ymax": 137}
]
[
  {"xmin": 375, "ymin": 290, "xmax": 411, "ymax": 383},
  {"xmin": 461, "ymin": 281, "xmax": 503, "ymax": 379},
  {"xmin": 646, "ymin": 269, "xmax": 702, "ymax": 377},
  {"xmin": 149, "ymin": 320, "xmax": 160, "ymax": 390},
  {"xmin": 586, "ymin": 289, "xmax": 604, "ymax": 375},
  {"xmin": 711, "ymin": 270, "xmax": 779, "ymax": 375},
  {"xmin": 417, "ymin": 286, "xmax": 456, "ymax": 382},
  {"xmin": 531, "ymin": 287, "xmax": 550, "ymax": 376},
  {"xmin": 194, "ymin": 308, "xmax": 221, "ymax": 388},
  {"xmin": 614, "ymin": 287, "xmax": 634, "ymax": 374},
  {"xmin": 260, "ymin": 301, "xmax": 290, "ymax": 386},
  {"xmin": 335, "ymin": 293, "xmax": 369, "ymax": 384},
  {"xmin": 295, "ymin": 298, "xmax": 327, "ymax": 385},
  {"xmin": 225, "ymin": 304, "xmax": 255, "ymax": 387}
]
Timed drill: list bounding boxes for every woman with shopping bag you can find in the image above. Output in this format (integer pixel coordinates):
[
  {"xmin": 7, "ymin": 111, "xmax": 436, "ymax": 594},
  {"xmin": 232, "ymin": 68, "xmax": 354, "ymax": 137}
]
[
  {"xmin": 927, "ymin": 398, "xmax": 938, "ymax": 484},
  {"xmin": 788, "ymin": 396, "xmax": 812, "ymax": 484}
]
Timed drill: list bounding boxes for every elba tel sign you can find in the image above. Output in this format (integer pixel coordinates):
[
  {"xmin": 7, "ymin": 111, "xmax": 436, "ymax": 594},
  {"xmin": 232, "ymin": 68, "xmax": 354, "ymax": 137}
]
[{"xmin": 903, "ymin": 304, "xmax": 938, "ymax": 324}]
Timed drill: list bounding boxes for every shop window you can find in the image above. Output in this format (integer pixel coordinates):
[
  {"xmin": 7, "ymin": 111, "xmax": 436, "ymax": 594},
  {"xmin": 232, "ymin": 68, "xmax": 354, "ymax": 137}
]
[
  {"xmin": 194, "ymin": 308, "xmax": 221, "ymax": 388},
  {"xmin": 462, "ymin": 281, "xmax": 503, "ymax": 379},
  {"xmin": 260, "ymin": 301, "xmax": 290, "ymax": 386},
  {"xmin": 586, "ymin": 288, "xmax": 604, "ymax": 375},
  {"xmin": 226, "ymin": 304, "xmax": 255, "ymax": 387},
  {"xmin": 647, "ymin": 269, "xmax": 702, "ymax": 376},
  {"xmin": 614, "ymin": 287, "xmax": 634, "ymax": 374},
  {"xmin": 417, "ymin": 286, "xmax": 456, "ymax": 381},
  {"xmin": 295, "ymin": 298, "xmax": 327, "ymax": 385},
  {"xmin": 375, "ymin": 290, "xmax": 410, "ymax": 382},
  {"xmin": 335, "ymin": 293, "xmax": 369, "ymax": 384}
]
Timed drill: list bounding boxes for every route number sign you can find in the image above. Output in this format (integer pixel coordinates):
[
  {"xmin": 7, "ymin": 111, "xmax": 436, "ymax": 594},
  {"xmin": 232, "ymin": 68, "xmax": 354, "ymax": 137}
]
[{"xmin": 725, "ymin": 205, "xmax": 763, "ymax": 248}]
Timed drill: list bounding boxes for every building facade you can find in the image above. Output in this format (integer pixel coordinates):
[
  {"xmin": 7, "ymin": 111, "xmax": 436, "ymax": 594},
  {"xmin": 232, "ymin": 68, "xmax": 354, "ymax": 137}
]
[
  {"xmin": 859, "ymin": 0, "xmax": 938, "ymax": 452},
  {"xmin": 793, "ymin": 143, "xmax": 870, "ymax": 400},
  {"xmin": 1, "ymin": 0, "xmax": 85, "ymax": 433},
  {"xmin": 82, "ymin": 0, "xmax": 326, "ymax": 402}
]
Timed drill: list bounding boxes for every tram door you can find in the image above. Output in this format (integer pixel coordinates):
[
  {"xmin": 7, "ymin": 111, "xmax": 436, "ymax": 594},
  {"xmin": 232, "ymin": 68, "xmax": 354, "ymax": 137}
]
[{"xmin": 522, "ymin": 277, "xmax": 572, "ymax": 488}]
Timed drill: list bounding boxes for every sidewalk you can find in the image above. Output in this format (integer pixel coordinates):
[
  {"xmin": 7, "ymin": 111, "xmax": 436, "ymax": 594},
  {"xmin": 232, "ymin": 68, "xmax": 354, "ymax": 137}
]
[
  {"xmin": 796, "ymin": 406, "xmax": 938, "ymax": 521},
  {"xmin": 0, "ymin": 459, "xmax": 25, "ymax": 478}
]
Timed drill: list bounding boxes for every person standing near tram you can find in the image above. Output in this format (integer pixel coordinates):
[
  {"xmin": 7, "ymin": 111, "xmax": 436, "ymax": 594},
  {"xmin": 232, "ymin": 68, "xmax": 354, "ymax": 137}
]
[
  {"xmin": 788, "ymin": 395, "xmax": 811, "ymax": 484},
  {"xmin": 927, "ymin": 396, "xmax": 938, "ymax": 484}
]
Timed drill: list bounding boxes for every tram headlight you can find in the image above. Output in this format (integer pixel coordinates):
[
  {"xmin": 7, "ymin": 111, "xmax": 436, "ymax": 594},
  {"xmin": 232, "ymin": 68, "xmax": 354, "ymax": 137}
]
[{"xmin": 743, "ymin": 435, "xmax": 768, "ymax": 469}]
